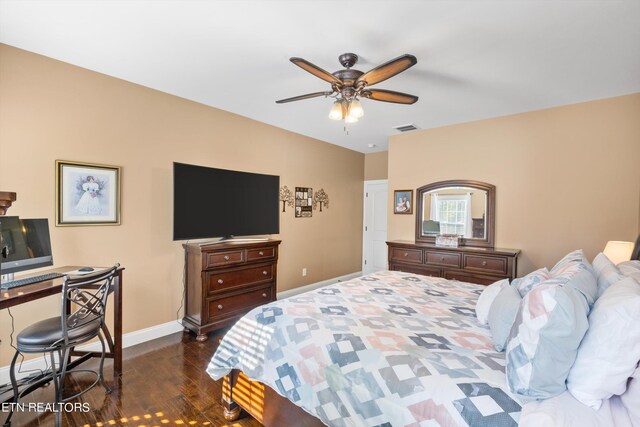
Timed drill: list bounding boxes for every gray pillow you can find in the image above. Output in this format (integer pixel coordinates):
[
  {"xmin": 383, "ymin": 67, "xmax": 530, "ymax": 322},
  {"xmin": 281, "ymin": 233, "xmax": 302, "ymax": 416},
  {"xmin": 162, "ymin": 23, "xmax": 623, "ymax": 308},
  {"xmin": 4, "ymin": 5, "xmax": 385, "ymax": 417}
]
[
  {"xmin": 504, "ymin": 250, "xmax": 597, "ymax": 399},
  {"xmin": 506, "ymin": 283, "xmax": 590, "ymax": 399},
  {"xmin": 548, "ymin": 249, "xmax": 597, "ymax": 305},
  {"xmin": 487, "ymin": 284, "xmax": 522, "ymax": 351}
]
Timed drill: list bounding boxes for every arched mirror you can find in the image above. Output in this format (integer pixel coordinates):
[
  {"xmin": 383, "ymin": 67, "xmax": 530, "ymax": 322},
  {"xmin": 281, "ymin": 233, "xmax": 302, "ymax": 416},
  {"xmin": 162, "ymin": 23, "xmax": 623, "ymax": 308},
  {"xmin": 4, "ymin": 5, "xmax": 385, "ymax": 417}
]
[{"xmin": 415, "ymin": 180, "xmax": 495, "ymax": 248}]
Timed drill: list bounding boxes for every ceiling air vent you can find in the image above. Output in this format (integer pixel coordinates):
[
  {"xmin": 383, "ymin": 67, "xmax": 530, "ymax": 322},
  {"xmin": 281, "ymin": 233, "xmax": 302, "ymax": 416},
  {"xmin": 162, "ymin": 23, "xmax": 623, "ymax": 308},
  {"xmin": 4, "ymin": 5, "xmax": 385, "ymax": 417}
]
[{"xmin": 393, "ymin": 123, "xmax": 420, "ymax": 133}]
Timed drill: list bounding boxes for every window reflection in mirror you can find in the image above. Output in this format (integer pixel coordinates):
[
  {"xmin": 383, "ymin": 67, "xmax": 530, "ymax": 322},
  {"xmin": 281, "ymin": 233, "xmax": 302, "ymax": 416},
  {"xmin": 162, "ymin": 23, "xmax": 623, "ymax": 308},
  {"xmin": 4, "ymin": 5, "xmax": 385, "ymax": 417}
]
[{"xmin": 421, "ymin": 187, "xmax": 487, "ymax": 239}]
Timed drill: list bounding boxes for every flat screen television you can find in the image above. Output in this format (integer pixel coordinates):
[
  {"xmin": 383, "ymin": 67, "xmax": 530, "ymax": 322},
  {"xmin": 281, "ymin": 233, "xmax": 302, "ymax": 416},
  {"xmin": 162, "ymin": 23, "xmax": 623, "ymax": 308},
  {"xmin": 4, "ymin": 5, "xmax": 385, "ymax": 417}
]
[
  {"xmin": 0, "ymin": 217, "xmax": 53, "ymax": 274},
  {"xmin": 173, "ymin": 162, "xmax": 280, "ymax": 241}
]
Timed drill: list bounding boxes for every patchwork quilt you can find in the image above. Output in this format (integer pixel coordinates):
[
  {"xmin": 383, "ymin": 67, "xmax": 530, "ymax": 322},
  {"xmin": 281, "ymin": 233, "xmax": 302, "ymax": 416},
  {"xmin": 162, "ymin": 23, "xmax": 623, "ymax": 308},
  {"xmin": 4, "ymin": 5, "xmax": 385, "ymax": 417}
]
[{"xmin": 207, "ymin": 271, "xmax": 524, "ymax": 426}]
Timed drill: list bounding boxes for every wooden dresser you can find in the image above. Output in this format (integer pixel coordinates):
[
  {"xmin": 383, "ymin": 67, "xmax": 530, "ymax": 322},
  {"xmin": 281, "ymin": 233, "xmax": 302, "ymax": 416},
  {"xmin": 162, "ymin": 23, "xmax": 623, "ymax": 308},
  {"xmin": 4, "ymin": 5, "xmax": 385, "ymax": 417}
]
[
  {"xmin": 183, "ymin": 240, "xmax": 280, "ymax": 341},
  {"xmin": 387, "ymin": 240, "xmax": 519, "ymax": 285}
]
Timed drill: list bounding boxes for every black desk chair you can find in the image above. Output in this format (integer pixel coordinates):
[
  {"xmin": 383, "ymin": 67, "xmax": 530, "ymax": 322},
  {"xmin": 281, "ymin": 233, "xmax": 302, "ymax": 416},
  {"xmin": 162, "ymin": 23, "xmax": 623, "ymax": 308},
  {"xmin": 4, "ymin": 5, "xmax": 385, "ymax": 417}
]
[{"xmin": 3, "ymin": 265, "xmax": 119, "ymax": 427}]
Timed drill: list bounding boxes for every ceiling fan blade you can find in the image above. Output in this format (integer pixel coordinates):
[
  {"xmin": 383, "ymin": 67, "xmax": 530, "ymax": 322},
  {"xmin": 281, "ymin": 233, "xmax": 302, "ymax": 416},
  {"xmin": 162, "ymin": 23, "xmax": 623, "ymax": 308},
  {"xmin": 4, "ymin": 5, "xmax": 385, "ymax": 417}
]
[
  {"xmin": 362, "ymin": 89, "xmax": 418, "ymax": 104},
  {"xmin": 275, "ymin": 91, "xmax": 333, "ymax": 104},
  {"xmin": 356, "ymin": 54, "xmax": 417, "ymax": 86},
  {"xmin": 290, "ymin": 57, "xmax": 342, "ymax": 85}
]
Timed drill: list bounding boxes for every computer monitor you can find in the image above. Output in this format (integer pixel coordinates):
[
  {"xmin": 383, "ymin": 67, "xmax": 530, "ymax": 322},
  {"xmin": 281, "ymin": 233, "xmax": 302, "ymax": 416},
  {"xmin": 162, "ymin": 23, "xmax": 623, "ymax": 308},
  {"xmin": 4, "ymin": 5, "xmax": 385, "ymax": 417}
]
[
  {"xmin": 0, "ymin": 216, "xmax": 53, "ymax": 275},
  {"xmin": 422, "ymin": 220, "xmax": 441, "ymax": 235}
]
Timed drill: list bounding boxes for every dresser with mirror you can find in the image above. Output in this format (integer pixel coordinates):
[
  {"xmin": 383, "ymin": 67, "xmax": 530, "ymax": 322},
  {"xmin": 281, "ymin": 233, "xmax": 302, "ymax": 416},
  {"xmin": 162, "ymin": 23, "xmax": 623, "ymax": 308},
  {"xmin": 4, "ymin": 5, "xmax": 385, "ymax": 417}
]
[{"xmin": 387, "ymin": 180, "xmax": 519, "ymax": 285}]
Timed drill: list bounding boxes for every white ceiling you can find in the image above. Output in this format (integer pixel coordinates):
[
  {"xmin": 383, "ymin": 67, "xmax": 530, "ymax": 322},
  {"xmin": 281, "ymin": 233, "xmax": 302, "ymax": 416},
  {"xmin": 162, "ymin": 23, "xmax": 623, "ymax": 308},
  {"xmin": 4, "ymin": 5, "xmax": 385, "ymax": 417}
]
[{"xmin": 1, "ymin": 1, "xmax": 639, "ymax": 153}]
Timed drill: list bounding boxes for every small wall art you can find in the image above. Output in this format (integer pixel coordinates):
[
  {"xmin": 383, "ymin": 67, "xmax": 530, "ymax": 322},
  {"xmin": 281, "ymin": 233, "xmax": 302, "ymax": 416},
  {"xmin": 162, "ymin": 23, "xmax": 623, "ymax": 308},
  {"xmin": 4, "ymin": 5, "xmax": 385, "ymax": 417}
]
[
  {"xmin": 393, "ymin": 189, "xmax": 413, "ymax": 214},
  {"xmin": 295, "ymin": 187, "xmax": 313, "ymax": 218},
  {"xmin": 279, "ymin": 185, "xmax": 294, "ymax": 212},
  {"xmin": 313, "ymin": 188, "xmax": 330, "ymax": 212},
  {"xmin": 56, "ymin": 160, "xmax": 121, "ymax": 226}
]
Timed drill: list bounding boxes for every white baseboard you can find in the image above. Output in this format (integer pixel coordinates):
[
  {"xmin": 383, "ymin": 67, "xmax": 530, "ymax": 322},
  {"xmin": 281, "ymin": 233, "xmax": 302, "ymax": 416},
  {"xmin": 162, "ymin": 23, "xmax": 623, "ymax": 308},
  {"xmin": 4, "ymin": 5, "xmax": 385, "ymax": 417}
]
[
  {"xmin": 114, "ymin": 319, "xmax": 184, "ymax": 350},
  {"xmin": 0, "ymin": 271, "xmax": 362, "ymax": 384},
  {"xmin": 0, "ymin": 320, "xmax": 183, "ymax": 384},
  {"xmin": 277, "ymin": 271, "xmax": 362, "ymax": 299}
]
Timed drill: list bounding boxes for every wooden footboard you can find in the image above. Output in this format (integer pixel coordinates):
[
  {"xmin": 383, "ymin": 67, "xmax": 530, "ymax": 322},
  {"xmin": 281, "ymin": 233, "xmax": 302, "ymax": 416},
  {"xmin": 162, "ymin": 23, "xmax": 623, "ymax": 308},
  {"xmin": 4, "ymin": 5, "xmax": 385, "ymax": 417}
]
[{"xmin": 222, "ymin": 369, "xmax": 325, "ymax": 426}]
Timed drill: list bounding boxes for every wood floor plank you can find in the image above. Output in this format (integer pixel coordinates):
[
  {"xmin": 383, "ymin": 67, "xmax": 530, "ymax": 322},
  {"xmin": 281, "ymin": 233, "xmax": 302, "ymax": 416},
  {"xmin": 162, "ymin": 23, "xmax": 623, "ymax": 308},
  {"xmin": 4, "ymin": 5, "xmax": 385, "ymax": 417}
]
[{"xmin": 3, "ymin": 329, "xmax": 264, "ymax": 427}]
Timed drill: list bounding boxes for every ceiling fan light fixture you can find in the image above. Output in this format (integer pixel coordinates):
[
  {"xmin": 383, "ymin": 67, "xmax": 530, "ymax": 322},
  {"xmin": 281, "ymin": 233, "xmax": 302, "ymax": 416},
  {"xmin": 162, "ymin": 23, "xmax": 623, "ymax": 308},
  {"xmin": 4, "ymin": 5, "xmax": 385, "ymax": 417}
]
[
  {"xmin": 280, "ymin": 52, "xmax": 418, "ymax": 129},
  {"xmin": 328, "ymin": 101, "xmax": 344, "ymax": 120},
  {"xmin": 348, "ymin": 99, "xmax": 364, "ymax": 119},
  {"xmin": 345, "ymin": 113, "xmax": 359, "ymax": 124}
]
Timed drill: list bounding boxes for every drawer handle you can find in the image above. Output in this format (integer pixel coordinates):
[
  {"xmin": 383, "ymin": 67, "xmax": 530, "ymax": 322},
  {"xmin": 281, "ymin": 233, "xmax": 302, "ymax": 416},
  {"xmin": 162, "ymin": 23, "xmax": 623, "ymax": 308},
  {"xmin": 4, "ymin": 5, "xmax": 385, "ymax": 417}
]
[
  {"xmin": 440, "ymin": 257, "xmax": 445, "ymax": 261},
  {"xmin": 223, "ymin": 255, "xmax": 230, "ymax": 261},
  {"xmin": 217, "ymin": 279, "xmax": 224, "ymax": 285},
  {"xmin": 262, "ymin": 270, "xmax": 268, "ymax": 276},
  {"xmin": 262, "ymin": 293, "xmax": 267, "ymax": 298},
  {"xmin": 482, "ymin": 261, "xmax": 487, "ymax": 266},
  {"xmin": 259, "ymin": 251, "xmax": 264, "ymax": 256},
  {"xmin": 217, "ymin": 304, "xmax": 223, "ymax": 310},
  {"xmin": 403, "ymin": 252, "xmax": 409, "ymax": 257}
]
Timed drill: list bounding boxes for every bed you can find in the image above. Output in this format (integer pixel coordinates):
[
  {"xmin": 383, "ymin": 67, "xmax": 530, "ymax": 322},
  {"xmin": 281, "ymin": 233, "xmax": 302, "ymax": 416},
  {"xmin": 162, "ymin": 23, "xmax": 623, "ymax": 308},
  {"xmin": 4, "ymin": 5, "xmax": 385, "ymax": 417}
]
[{"xmin": 207, "ymin": 238, "xmax": 640, "ymax": 427}]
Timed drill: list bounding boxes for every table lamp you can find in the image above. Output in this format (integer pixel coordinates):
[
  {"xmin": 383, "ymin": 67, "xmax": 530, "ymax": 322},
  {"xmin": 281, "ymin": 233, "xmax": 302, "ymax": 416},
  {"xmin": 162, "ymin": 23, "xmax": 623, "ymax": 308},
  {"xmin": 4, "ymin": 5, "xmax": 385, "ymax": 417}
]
[{"xmin": 603, "ymin": 240, "xmax": 634, "ymax": 264}]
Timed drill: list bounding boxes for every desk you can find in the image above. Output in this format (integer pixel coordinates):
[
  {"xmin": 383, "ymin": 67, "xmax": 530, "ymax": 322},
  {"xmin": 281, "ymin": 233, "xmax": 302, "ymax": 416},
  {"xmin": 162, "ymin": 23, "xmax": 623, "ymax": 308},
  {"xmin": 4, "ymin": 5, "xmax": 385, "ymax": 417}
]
[{"xmin": 0, "ymin": 266, "xmax": 124, "ymax": 383}]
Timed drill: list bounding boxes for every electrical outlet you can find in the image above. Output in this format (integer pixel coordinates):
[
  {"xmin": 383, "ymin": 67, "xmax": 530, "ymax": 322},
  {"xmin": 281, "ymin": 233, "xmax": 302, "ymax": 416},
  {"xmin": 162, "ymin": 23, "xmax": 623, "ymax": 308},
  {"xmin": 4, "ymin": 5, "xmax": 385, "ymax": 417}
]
[{"xmin": 302, "ymin": 268, "xmax": 307, "ymax": 277}]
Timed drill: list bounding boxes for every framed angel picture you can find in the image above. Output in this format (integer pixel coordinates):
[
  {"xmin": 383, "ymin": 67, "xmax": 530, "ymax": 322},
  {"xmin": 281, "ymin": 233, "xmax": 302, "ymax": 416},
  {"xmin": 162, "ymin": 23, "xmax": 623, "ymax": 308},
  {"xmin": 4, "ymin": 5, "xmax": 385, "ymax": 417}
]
[{"xmin": 56, "ymin": 160, "xmax": 121, "ymax": 226}]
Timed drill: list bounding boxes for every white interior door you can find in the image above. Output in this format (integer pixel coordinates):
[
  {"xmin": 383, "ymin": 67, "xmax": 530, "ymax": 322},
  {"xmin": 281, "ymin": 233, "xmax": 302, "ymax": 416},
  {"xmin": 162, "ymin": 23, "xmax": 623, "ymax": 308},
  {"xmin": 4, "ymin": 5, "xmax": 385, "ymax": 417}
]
[{"xmin": 363, "ymin": 180, "xmax": 388, "ymax": 275}]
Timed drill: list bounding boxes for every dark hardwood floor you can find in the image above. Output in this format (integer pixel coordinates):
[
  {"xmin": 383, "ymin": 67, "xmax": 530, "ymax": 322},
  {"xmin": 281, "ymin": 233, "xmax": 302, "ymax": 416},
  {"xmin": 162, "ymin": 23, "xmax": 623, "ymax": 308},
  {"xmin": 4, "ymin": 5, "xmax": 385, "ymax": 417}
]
[{"xmin": 2, "ymin": 329, "xmax": 263, "ymax": 427}]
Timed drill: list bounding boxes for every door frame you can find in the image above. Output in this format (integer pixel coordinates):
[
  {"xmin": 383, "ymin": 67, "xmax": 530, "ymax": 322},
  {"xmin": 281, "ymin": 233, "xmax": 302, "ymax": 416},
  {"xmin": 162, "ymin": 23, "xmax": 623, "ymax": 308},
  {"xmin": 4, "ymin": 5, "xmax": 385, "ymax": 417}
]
[{"xmin": 362, "ymin": 179, "xmax": 389, "ymax": 273}]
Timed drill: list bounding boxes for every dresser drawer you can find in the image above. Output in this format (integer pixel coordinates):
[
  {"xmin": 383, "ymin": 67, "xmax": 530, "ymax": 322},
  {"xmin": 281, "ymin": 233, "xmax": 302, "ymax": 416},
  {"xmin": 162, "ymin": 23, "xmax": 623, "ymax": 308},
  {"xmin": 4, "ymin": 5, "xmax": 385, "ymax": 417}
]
[
  {"xmin": 207, "ymin": 285, "xmax": 273, "ymax": 321},
  {"xmin": 444, "ymin": 271, "xmax": 501, "ymax": 286},
  {"xmin": 391, "ymin": 264, "xmax": 441, "ymax": 278},
  {"xmin": 247, "ymin": 247, "xmax": 275, "ymax": 261},
  {"xmin": 206, "ymin": 250, "xmax": 245, "ymax": 268},
  {"xmin": 425, "ymin": 251, "xmax": 461, "ymax": 267},
  {"xmin": 390, "ymin": 247, "xmax": 422, "ymax": 264},
  {"xmin": 463, "ymin": 255, "xmax": 507, "ymax": 274},
  {"xmin": 207, "ymin": 264, "xmax": 273, "ymax": 293}
]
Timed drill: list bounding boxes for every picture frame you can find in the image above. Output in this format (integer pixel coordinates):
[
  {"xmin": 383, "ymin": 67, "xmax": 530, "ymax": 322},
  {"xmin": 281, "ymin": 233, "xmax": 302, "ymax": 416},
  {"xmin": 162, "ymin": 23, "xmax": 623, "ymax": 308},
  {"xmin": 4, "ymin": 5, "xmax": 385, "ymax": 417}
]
[
  {"xmin": 56, "ymin": 160, "xmax": 121, "ymax": 226},
  {"xmin": 295, "ymin": 187, "xmax": 313, "ymax": 218},
  {"xmin": 394, "ymin": 189, "xmax": 413, "ymax": 214}
]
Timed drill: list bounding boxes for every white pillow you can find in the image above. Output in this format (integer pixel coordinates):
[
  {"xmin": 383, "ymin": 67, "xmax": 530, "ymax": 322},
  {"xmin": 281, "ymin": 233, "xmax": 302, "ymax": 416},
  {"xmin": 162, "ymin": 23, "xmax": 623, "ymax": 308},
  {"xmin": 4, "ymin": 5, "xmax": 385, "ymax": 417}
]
[
  {"xmin": 475, "ymin": 278, "xmax": 509, "ymax": 325},
  {"xmin": 620, "ymin": 364, "xmax": 640, "ymax": 424},
  {"xmin": 567, "ymin": 276, "xmax": 640, "ymax": 409},
  {"xmin": 618, "ymin": 260, "xmax": 640, "ymax": 282},
  {"xmin": 592, "ymin": 252, "xmax": 624, "ymax": 298}
]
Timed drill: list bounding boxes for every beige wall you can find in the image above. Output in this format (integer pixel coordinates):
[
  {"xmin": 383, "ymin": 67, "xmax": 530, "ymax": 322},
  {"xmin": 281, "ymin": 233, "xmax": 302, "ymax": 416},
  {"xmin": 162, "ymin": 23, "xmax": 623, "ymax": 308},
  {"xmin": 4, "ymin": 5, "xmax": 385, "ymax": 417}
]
[
  {"xmin": 0, "ymin": 44, "xmax": 364, "ymax": 365},
  {"xmin": 364, "ymin": 151, "xmax": 388, "ymax": 180},
  {"xmin": 389, "ymin": 94, "xmax": 640, "ymax": 275}
]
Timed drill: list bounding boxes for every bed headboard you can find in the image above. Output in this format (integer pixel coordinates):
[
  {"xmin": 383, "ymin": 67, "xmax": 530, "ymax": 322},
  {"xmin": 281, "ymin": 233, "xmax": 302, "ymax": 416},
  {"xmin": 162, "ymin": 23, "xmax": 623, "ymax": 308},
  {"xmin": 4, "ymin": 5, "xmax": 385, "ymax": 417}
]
[{"xmin": 632, "ymin": 234, "xmax": 640, "ymax": 261}]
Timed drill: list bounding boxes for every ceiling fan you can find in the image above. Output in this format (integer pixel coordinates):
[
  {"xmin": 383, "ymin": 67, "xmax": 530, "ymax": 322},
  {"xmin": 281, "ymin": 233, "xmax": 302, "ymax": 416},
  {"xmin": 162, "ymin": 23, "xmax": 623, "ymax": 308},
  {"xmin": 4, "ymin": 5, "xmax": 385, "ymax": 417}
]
[{"xmin": 276, "ymin": 53, "xmax": 418, "ymax": 123}]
